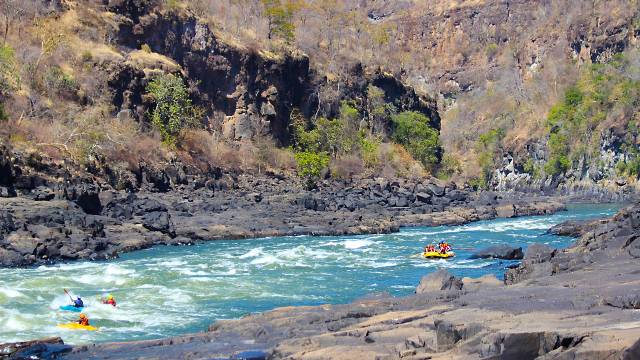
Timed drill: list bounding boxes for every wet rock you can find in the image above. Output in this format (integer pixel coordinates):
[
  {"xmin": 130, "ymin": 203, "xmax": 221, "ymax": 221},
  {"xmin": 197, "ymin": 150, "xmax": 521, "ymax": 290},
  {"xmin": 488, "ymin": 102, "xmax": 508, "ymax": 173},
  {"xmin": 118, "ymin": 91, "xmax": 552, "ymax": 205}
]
[
  {"xmin": 546, "ymin": 219, "xmax": 601, "ymax": 237},
  {"xmin": 470, "ymin": 245, "xmax": 523, "ymax": 260},
  {"xmin": 0, "ymin": 337, "xmax": 70, "ymax": 359}
]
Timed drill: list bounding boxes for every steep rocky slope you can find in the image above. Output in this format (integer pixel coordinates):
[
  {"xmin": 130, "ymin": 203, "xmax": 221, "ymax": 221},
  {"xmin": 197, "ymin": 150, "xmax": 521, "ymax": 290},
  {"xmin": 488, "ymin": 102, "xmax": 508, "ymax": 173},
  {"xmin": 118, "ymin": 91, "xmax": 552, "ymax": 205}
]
[{"xmin": 106, "ymin": 0, "xmax": 439, "ymax": 145}]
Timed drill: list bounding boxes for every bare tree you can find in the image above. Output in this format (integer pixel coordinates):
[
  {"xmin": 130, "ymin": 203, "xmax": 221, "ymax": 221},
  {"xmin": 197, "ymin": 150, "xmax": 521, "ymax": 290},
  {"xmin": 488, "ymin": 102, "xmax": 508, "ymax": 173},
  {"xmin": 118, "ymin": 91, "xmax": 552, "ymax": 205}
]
[{"xmin": 0, "ymin": 0, "xmax": 24, "ymax": 45}]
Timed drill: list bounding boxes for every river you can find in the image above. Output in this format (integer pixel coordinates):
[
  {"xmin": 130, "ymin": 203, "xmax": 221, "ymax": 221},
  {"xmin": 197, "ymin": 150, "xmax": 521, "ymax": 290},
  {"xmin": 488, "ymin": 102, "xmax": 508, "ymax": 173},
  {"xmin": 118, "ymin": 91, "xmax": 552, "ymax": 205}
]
[{"xmin": 0, "ymin": 203, "xmax": 619, "ymax": 344}]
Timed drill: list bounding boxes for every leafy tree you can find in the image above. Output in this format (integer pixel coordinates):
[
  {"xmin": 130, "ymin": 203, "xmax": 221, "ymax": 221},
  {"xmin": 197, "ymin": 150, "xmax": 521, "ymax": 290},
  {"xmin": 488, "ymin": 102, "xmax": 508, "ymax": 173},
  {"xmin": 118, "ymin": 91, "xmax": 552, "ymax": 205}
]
[
  {"xmin": 391, "ymin": 111, "xmax": 440, "ymax": 170},
  {"xmin": 294, "ymin": 150, "xmax": 329, "ymax": 189},
  {"xmin": 261, "ymin": 0, "xmax": 297, "ymax": 44},
  {"xmin": 146, "ymin": 73, "xmax": 199, "ymax": 144}
]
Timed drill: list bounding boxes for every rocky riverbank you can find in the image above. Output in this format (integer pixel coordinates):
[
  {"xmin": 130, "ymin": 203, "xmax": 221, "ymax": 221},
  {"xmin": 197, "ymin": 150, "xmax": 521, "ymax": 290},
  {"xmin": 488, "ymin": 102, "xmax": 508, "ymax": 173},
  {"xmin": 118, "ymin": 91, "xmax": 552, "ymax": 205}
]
[
  {"xmin": 0, "ymin": 167, "xmax": 565, "ymax": 267},
  {"xmin": 36, "ymin": 203, "xmax": 637, "ymax": 359}
]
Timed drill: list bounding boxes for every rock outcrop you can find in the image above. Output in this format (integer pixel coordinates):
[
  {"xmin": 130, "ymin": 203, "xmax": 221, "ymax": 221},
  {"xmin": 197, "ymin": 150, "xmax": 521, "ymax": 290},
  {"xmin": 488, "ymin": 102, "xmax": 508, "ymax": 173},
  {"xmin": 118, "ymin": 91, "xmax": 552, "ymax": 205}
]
[
  {"xmin": 470, "ymin": 245, "xmax": 524, "ymax": 260},
  {"xmin": 106, "ymin": 0, "xmax": 439, "ymax": 146}
]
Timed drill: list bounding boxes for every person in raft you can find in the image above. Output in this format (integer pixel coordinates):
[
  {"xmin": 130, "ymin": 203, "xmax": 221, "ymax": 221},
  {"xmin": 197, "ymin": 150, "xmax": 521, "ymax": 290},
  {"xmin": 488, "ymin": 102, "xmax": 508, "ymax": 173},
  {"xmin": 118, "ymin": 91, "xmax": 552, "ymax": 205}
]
[
  {"xmin": 102, "ymin": 294, "xmax": 116, "ymax": 307},
  {"xmin": 424, "ymin": 244, "xmax": 436, "ymax": 253},
  {"xmin": 78, "ymin": 313, "xmax": 90, "ymax": 326},
  {"xmin": 438, "ymin": 242, "xmax": 452, "ymax": 254}
]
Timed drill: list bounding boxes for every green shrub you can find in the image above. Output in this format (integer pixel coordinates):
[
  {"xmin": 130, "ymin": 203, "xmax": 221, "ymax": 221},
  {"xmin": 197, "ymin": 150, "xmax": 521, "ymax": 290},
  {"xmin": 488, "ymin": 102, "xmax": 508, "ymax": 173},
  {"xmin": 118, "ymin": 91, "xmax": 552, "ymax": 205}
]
[
  {"xmin": 294, "ymin": 151, "xmax": 329, "ymax": 189},
  {"xmin": 437, "ymin": 153, "xmax": 462, "ymax": 180},
  {"xmin": 543, "ymin": 52, "xmax": 640, "ymax": 178},
  {"xmin": 474, "ymin": 127, "xmax": 505, "ymax": 188},
  {"xmin": 390, "ymin": 111, "xmax": 440, "ymax": 170},
  {"xmin": 293, "ymin": 102, "xmax": 361, "ymax": 157},
  {"xmin": 80, "ymin": 50, "xmax": 93, "ymax": 62},
  {"xmin": 146, "ymin": 73, "xmax": 200, "ymax": 145},
  {"xmin": 360, "ymin": 136, "xmax": 380, "ymax": 168},
  {"xmin": 0, "ymin": 44, "xmax": 19, "ymax": 98},
  {"xmin": 544, "ymin": 155, "xmax": 570, "ymax": 177},
  {"xmin": 44, "ymin": 65, "xmax": 78, "ymax": 96}
]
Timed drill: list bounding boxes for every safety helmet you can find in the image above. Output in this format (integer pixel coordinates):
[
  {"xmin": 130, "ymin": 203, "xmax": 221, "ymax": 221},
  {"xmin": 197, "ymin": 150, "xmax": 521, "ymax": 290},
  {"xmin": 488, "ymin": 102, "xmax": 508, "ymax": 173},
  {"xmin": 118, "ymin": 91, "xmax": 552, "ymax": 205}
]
[{"xmin": 107, "ymin": 294, "xmax": 113, "ymax": 300}]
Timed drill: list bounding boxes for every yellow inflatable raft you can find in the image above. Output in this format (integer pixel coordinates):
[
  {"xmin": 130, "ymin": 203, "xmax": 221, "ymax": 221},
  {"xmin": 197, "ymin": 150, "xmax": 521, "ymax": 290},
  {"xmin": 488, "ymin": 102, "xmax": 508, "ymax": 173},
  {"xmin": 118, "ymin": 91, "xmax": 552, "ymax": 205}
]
[
  {"xmin": 423, "ymin": 251, "xmax": 455, "ymax": 259},
  {"xmin": 57, "ymin": 323, "xmax": 98, "ymax": 331}
]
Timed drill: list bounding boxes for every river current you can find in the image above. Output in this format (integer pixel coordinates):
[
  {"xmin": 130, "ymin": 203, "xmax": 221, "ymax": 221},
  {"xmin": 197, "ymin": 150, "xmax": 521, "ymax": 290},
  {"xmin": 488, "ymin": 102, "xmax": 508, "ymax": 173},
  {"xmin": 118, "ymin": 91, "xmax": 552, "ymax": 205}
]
[{"xmin": 0, "ymin": 204, "xmax": 619, "ymax": 344}]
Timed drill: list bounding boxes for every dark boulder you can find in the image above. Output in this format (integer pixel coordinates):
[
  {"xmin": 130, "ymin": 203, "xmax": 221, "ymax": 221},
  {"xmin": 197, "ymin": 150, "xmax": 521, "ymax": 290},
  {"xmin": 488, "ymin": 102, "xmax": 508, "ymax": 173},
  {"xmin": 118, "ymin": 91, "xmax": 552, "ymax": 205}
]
[
  {"xmin": 0, "ymin": 211, "xmax": 16, "ymax": 235},
  {"xmin": 415, "ymin": 192, "xmax": 431, "ymax": 203},
  {"xmin": 426, "ymin": 183, "xmax": 445, "ymax": 197},
  {"xmin": 142, "ymin": 211, "xmax": 175, "ymax": 236},
  {"xmin": 546, "ymin": 219, "xmax": 600, "ymax": 237},
  {"xmin": 470, "ymin": 245, "xmax": 523, "ymax": 260},
  {"xmin": 524, "ymin": 243, "xmax": 556, "ymax": 263},
  {"xmin": 477, "ymin": 191, "xmax": 498, "ymax": 206},
  {"xmin": 446, "ymin": 190, "xmax": 467, "ymax": 202},
  {"xmin": 64, "ymin": 184, "xmax": 102, "ymax": 215},
  {"xmin": 30, "ymin": 186, "xmax": 55, "ymax": 201}
]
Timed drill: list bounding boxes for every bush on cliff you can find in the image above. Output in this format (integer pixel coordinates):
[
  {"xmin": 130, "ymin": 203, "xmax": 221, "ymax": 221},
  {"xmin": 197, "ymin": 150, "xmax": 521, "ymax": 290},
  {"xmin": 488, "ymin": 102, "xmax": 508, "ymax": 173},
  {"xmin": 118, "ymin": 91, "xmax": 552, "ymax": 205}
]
[
  {"xmin": 390, "ymin": 111, "xmax": 440, "ymax": 171},
  {"xmin": 543, "ymin": 53, "xmax": 640, "ymax": 178},
  {"xmin": 294, "ymin": 150, "xmax": 329, "ymax": 189},
  {"xmin": 146, "ymin": 73, "xmax": 200, "ymax": 145}
]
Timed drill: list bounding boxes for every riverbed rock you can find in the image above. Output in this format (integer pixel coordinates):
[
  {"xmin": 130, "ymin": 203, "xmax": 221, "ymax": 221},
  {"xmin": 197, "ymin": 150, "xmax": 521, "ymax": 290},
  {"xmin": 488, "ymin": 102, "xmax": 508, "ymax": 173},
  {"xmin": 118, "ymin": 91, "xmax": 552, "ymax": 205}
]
[
  {"xmin": 416, "ymin": 269, "xmax": 463, "ymax": 293},
  {"xmin": 546, "ymin": 219, "xmax": 602, "ymax": 237},
  {"xmin": 470, "ymin": 245, "xmax": 524, "ymax": 260},
  {"xmin": 0, "ymin": 337, "xmax": 70, "ymax": 359}
]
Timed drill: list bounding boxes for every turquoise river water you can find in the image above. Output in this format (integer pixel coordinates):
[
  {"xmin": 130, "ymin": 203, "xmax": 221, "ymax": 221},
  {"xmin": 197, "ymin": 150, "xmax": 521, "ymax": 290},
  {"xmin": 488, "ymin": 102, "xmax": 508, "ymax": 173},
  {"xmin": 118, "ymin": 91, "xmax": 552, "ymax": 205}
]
[{"xmin": 0, "ymin": 204, "xmax": 620, "ymax": 344}]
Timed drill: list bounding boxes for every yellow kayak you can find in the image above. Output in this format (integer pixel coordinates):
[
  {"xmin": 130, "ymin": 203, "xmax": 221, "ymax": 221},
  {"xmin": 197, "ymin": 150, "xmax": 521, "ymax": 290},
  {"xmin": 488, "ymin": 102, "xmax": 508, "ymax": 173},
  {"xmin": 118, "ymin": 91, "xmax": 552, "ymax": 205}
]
[
  {"xmin": 423, "ymin": 251, "xmax": 455, "ymax": 259},
  {"xmin": 57, "ymin": 323, "xmax": 98, "ymax": 331}
]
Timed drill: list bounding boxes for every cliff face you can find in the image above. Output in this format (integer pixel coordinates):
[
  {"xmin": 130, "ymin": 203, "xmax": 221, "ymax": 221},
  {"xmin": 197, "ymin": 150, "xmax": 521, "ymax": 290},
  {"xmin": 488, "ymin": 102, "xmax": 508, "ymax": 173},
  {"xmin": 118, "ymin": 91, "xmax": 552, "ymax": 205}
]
[
  {"xmin": 368, "ymin": 0, "xmax": 640, "ymax": 193},
  {"xmin": 106, "ymin": 0, "xmax": 439, "ymax": 146}
]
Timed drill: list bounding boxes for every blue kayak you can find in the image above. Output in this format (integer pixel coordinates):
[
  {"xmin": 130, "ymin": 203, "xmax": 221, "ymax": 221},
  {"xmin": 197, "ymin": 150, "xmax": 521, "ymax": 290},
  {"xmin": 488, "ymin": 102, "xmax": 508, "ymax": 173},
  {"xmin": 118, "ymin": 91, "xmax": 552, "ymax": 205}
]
[{"xmin": 59, "ymin": 305, "xmax": 83, "ymax": 312}]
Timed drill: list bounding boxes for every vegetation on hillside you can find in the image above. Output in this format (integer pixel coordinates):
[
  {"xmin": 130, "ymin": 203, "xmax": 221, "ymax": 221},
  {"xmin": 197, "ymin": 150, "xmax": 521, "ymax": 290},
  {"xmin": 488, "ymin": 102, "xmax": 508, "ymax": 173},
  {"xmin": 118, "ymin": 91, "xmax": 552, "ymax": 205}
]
[{"xmin": 541, "ymin": 52, "xmax": 640, "ymax": 178}]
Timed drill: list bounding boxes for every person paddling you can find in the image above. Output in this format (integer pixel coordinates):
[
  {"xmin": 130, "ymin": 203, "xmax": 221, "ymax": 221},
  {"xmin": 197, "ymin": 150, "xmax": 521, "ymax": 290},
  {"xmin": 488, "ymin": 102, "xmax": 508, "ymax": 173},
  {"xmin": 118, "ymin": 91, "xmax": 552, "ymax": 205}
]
[
  {"xmin": 102, "ymin": 294, "xmax": 116, "ymax": 307},
  {"xmin": 78, "ymin": 313, "xmax": 90, "ymax": 326},
  {"xmin": 64, "ymin": 289, "xmax": 84, "ymax": 308}
]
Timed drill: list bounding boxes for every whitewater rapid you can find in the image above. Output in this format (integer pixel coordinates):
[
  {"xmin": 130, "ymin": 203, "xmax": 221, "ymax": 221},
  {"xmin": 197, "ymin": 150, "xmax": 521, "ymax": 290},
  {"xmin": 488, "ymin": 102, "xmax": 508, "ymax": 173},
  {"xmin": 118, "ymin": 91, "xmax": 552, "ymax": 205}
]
[{"xmin": 0, "ymin": 204, "xmax": 619, "ymax": 344}]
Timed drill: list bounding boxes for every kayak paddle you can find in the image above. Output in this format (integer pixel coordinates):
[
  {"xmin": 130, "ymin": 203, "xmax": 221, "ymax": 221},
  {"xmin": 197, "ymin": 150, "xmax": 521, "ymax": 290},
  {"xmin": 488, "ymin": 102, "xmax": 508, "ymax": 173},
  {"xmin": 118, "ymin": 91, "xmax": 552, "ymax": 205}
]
[{"xmin": 64, "ymin": 288, "xmax": 74, "ymax": 302}]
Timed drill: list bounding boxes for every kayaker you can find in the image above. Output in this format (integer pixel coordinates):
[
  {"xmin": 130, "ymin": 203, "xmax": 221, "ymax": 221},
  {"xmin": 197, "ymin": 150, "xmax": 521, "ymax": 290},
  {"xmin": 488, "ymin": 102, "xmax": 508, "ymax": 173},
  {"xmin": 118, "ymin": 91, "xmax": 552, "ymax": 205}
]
[
  {"xmin": 102, "ymin": 294, "xmax": 116, "ymax": 307},
  {"xmin": 78, "ymin": 313, "xmax": 90, "ymax": 326},
  {"xmin": 72, "ymin": 296, "xmax": 84, "ymax": 308}
]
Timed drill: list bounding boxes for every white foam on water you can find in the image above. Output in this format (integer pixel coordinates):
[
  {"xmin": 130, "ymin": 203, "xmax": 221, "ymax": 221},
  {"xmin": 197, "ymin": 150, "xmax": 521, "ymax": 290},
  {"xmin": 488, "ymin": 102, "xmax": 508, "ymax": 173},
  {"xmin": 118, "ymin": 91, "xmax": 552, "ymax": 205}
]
[
  {"xmin": 0, "ymin": 287, "xmax": 24, "ymax": 298},
  {"xmin": 239, "ymin": 247, "xmax": 263, "ymax": 259},
  {"xmin": 104, "ymin": 264, "xmax": 135, "ymax": 276},
  {"xmin": 344, "ymin": 239, "xmax": 375, "ymax": 249},
  {"xmin": 368, "ymin": 261, "xmax": 399, "ymax": 268},
  {"xmin": 250, "ymin": 253, "xmax": 282, "ymax": 266}
]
